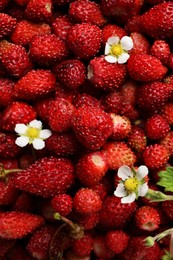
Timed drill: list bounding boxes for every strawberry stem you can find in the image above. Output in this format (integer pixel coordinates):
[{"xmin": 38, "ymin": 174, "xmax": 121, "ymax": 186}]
[
  {"xmin": 0, "ymin": 164, "xmax": 22, "ymax": 178},
  {"xmin": 145, "ymin": 188, "xmax": 173, "ymax": 202}
]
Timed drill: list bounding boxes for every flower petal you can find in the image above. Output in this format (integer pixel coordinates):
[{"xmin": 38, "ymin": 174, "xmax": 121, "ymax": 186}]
[
  {"xmin": 121, "ymin": 36, "xmax": 134, "ymax": 50},
  {"xmin": 29, "ymin": 120, "xmax": 42, "ymax": 129},
  {"xmin": 105, "ymin": 55, "xmax": 117, "ymax": 63},
  {"xmin": 105, "ymin": 43, "xmax": 111, "ymax": 55},
  {"xmin": 14, "ymin": 124, "xmax": 27, "ymax": 135},
  {"xmin": 121, "ymin": 192, "xmax": 136, "ymax": 204},
  {"xmin": 138, "ymin": 183, "xmax": 148, "ymax": 197},
  {"xmin": 32, "ymin": 138, "xmax": 45, "ymax": 150},
  {"xmin": 15, "ymin": 136, "xmax": 29, "ymax": 147},
  {"xmin": 39, "ymin": 129, "xmax": 52, "ymax": 139},
  {"xmin": 117, "ymin": 53, "xmax": 130, "ymax": 64},
  {"xmin": 117, "ymin": 165, "xmax": 133, "ymax": 180},
  {"xmin": 114, "ymin": 183, "xmax": 127, "ymax": 198},
  {"xmin": 136, "ymin": 165, "xmax": 149, "ymax": 180},
  {"xmin": 108, "ymin": 36, "xmax": 119, "ymax": 45}
]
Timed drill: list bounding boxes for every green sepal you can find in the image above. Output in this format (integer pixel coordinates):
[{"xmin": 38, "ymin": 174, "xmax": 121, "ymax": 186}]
[
  {"xmin": 162, "ymin": 250, "xmax": 173, "ymax": 260},
  {"xmin": 157, "ymin": 167, "xmax": 173, "ymax": 192}
]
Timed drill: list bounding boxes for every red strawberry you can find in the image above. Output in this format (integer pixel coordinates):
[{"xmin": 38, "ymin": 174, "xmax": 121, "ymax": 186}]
[
  {"xmin": 140, "ymin": 2, "xmax": 173, "ymax": 39},
  {"xmin": 76, "ymin": 150, "xmax": 109, "ymax": 187},
  {"xmin": 125, "ymin": 15, "xmax": 142, "ymax": 34},
  {"xmin": 52, "ymin": 15, "xmax": 72, "ymax": 41},
  {"xmin": 87, "ymin": 56, "xmax": 127, "ymax": 91},
  {"xmin": 145, "ymin": 115, "xmax": 170, "ymax": 140},
  {"xmin": 14, "ymin": 69, "xmax": 56, "ymax": 100},
  {"xmin": 103, "ymin": 141, "xmax": 136, "ymax": 170},
  {"xmin": 105, "ymin": 230, "xmax": 129, "ymax": 254},
  {"xmin": 0, "ymin": 101, "xmax": 36, "ymax": 131},
  {"xmin": 72, "ymin": 232, "xmax": 94, "ymax": 257},
  {"xmin": 0, "ymin": 211, "xmax": 44, "ymax": 239},
  {"xmin": 12, "ymin": 156, "xmax": 74, "ymax": 197},
  {"xmin": 25, "ymin": 0, "xmax": 53, "ymax": 23},
  {"xmin": 161, "ymin": 102, "xmax": 173, "ymax": 126},
  {"xmin": 73, "ymin": 93, "xmax": 102, "ymax": 109},
  {"xmin": 160, "ymin": 131, "xmax": 173, "ymax": 156},
  {"xmin": 0, "ymin": 176, "xmax": 19, "ymax": 206},
  {"xmin": 29, "ymin": 34, "xmax": 68, "ymax": 66},
  {"xmin": 150, "ymin": 40, "xmax": 171, "ymax": 65},
  {"xmin": 135, "ymin": 206, "xmax": 161, "ymax": 231},
  {"xmin": 27, "ymin": 224, "xmax": 55, "ymax": 260},
  {"xmin": 0, "ymin": 13, "xmax": 17, "ymax": 39},
  {"xmin": 34, "ymin": 97, "xmax": 53, "ymax": 123},
  {"xmin": 127, "ymin": 53, "xmax": 167, "ymax": 82},
  {"xmin": 0, "ymin": 40, "xmax": 32, "ymax": 78},
  {"xmin": 127, "ymin": 126, "xmax": 147, "ymax": 153},
  {"xmin": 75, "ymin": 212, "xmax": 99, "ymax": 230},
  {"xmin": 162, "ymin": 200, "xmax": 173, "ymax": 220},
  {"xmin": 73, "ymin": 188, "xmax": 102, "ymax": 214},
  {"xmin": 143, "ymin": 144, "xmax": 170, "ymax": 170},
  {"xmin": 0, "ymin": 238, "xmax": 15, "ymax": 258},
  {"xmin": 93, "ymin": 234, "xmax": 115, "ymax": 259},
  {"xmin": 48, "ymin": 98, "xmax": 75, "ymax": 132},
  {"xmin": 120, "ymin": 79, "xmax": 137, "ymax": 106},
  {"xmin": 120, "ymin": 236, "xmax": 162, "ymax": 260},
  {"xmin": 99, "ymin": 196, "xmax": 137, "ymax": 229},
  {"xmin": 102, "ymin": 24, "xmax": 126, "ymax": 44},
  {"xmin": 130, "ymin": 32, "xmax": 150, "ymax": 55},
  {"xmin": 101, "ymin": 90, "xmax": 122, "ymax": 114},
  {"xmin": 0, "ymin": 78, "xmax": 15, "ymax": 107},
  {"xmin": 69, "ymin": 0, "xmax": 106, "ymax": 27},
  {"xmin": 67, "ymin": 23, "xmax": 102, "ymax": 60},
  {"xmin": 136, "ymin": 81, "xmax": 173, "ymax": 113},
  {"xmin": 11, "ymin": 20, "xmax": 51, "ymax": 46},
  {"xmin": 53, "ymin": 59, "xmax": 86, "ymax": 90},
  {"xmin": 110, "ymin": 114, "xmax": 132, "ymax": 140},
  {"xmin": 51, "ymin": 194, "xmax": 73, "ymax": 216},
  {"xmin": 72, "ymin": 105, "xmax": 113, "ymax": 150},
  {"xmin": 0, "ymin": 132, "xmax": 21, "ymax": 158}
]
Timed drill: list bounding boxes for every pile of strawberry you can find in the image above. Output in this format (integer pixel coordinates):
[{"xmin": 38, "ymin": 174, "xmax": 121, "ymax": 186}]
[{"xmin": 1, "ymin": 0, "xmax": 173, "ymax": 259}]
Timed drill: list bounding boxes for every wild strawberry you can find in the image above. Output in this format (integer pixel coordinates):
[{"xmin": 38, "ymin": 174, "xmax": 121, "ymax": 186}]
[
  {"xmin": 101, "ymin": 90, "xmax": 122, "ymax": 114},
  {"xmin": 135, "ymin": 206, "xmax": 160, "ymax": 231},
  {"xmin": 73, "ymin": 93, "xmax": 102, "ymax": 109},
  {"xmin": 87, "ymin": 56, "xmax": 127, "ymax": 91},
  {"xmin": 7, "ymin": 2, "xmax": 25, "ymax": 21},
  {"xmin": 46, "ymin": 131, "xmax": 80, "ymax": 156},
  {"xmin": 136, "ymin": 81, "xmax": 173, "ymax": 113},
  {"xmin": 76, "ymin": 150, "xmax": 109, "ymax": 187},
  {"xmin": 51, "ymin": 194, "xmax": 73, "ymax": 216},
  {"xmin": 0, "ymin": 176, "xmax": 19, "ymax": 206},
  {"xmin": 0, "ymin": 13, "xmax": 17, "ymax": 39},
  {"xmin": 0, "ymin": 132, "xmax": 21, "ymax": 158},
  {"xmin": 48, "ymin": 98, "xmax": 75, "ymax": 132},
  {"xmin": 0, "ymin": 0, "xmax": 9, "ymax": 11},
  {"xmin": 0, "ymin": 158, "xmax": 18, "ymax": 169},
  {"xmin": 34, "ymin": 97, "xmax": 53, "ymax": 123},
  {"xmin": 127, "ymin": 126, "xmax": 147, "ymax": 153},
  {"xmin": 0, "ymin": 211, "xmax": 44, "ymax": 239},
  {"xmin": 162, "ymin": 200, "xmax": 173, "ymax": 220},
  {"xmin": 0, "ymin": 40, "xmax": 32, "ymax": 78},
  {"xmin": 25, "ymin": 0, "xmax": 53, "ymax": 23},
  {"xmin": 130, "ymin": 32, "xmax": 150, "ymax": 55},
  {"xmin": 99, "ymin": 196, "xmax": 137, "ymax": 229},
  {"xmin": 72, "ymin": 105, "xmax": 113, "ymax": 150},
  {"xmin": 125, "ymin": 15, "xmax": 142, "ymax": 34},
  {"xmin": 140, "ymin": 2, "xmax": 173, "ymax": 39},
  {"xmin": 127, "ymin": 53, "xmax": 167, "ymax": 82},
  {"xmin": 67, "ymin": 23, "xmax": 102, "ymax": 60},
  {"xmin": 53, "ymin": 59, "xmax": 86, "ymax": 90},
  {"xmin": 12, "ymin": 156, "xmax": 75, "ymax": 198},
  {"xmin": 72, "ymin": 232, "xmax": 94, "ymax": 257},
  {"xmin": 161, "ymin": 102, "xmax": 173, "ymax": 126},
  {"xmin": 74, "ymin": 212, "xmax": 99, "ymax": 230},
  {"xmin": 0, "ymin": 78, "xmax": 15, "ymax": 107},
  {"xmin": 160, "ymin": 131, "xmax": 173, "ymax": 157},
  {"xmin": 110, "ymin": 114, "xmax": 132, "ymax": 140},
  {"xmin": 27, "ymin": 225, "xmax": 55, "ymax": 260},
  {"xmin": 143, "ymin": 144, "xmax": 169, "ymax": 170},
  {"xmin": 145, "ymin": 115, "xmax": 170, "ymax": 140},
  {"xmin": 0, "ymin": 238, "xmax": 15, "ymax": 258},
  {"xmin": 150, "ymin": 40, "xmax": 171, "ymax": 65},
  {"xmin": 120, "ymin": 79, "xmax": 137, "ymax": 106},
  {"xmin": 0, "ymin": 101, "xmax": 36, "ymax": 131},
  {"xmin": 55, "ymin": 83, "xmax": 77, "ymax": 103},
  {"xmin": 73, "ymin": 188, "xmax": 102, "ymax": 214},
  {"xmin": 121, "ymin": 236, "xmax": 162, "ymax": 260},
  {"xmin": 11, "ymin": 20, "xmax": 51, "ymax": 46},
  {"xmin": 12, "ymin": 192, "xmax": 34, "ymax": 212},
  {"xmin": 14, "ymin": 69, "xmax": 56, "ymax": 100},
  {"xmin": 105, "ymin": 230, "xmax": 129, "ymax": 254},
  {"xmin": 103, "ymin": 141, "xmax": 136, "ymax": 170},
  {"xmin": 52, "ymin": 15, "xmax": 72, "ymax": 41},
  {"xmin": 93, "ymin": 235, "xmax": 115, "ymax": 259},
  {"xmin": 29, "ymin": 34, "xmax": 68, "ymax": 66},
  {"xmin": 102, "ymin": 24, "xmax": 126, "ymax": 44},
  {"xmin": 69, "ymin": 0, "xmax": 106, "ymax": 27}
]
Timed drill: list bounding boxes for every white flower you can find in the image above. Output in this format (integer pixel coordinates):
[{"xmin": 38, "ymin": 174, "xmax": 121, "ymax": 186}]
[
  {"xmin": 105, "ymin": 36, "xmax": 133, "ymax": 64},
  {"xmin": 114, "ymin": 165, "xmax": 149, "ymax": 204},
  {"xmin": 15, "ymin": 119, "xmax": 52, "ymax": 150}
]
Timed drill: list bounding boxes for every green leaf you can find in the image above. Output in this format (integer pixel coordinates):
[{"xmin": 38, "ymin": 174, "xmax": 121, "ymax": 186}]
[{"xmin": 157, "ymin": 167, "xmax": 173, "ymax": 192}]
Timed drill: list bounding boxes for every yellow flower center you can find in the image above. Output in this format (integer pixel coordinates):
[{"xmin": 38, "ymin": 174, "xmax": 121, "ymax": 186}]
[
  {"xmin": 111, "ymin": 44, "xmax": 124, "ymax": 57},
  {"xmin": 27, "ymin": 127, "xmax": 40, "ymax": 139},
  {"xmin": 124, "ymin": 177, "xmax": 139, "ymax": 193}
]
